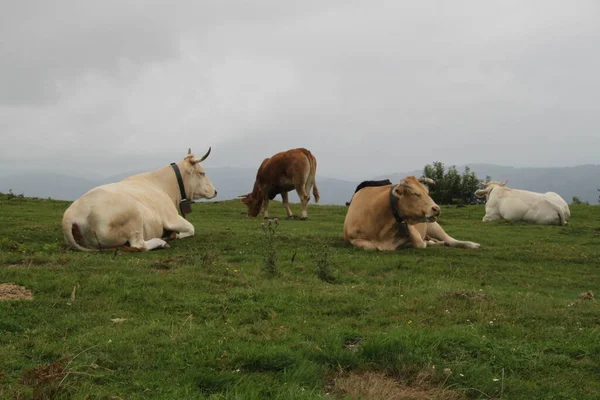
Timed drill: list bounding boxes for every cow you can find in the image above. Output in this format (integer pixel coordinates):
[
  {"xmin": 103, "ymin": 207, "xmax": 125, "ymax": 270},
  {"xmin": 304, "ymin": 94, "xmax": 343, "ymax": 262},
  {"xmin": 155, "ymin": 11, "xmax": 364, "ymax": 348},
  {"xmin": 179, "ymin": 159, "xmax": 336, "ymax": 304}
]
[
  {"xmin": 474, "ymin": 180, "xmax": 569, "ymax": 226},
  {"xmin": 239, "ymin": 148, "xmax": 319, "ymax": 220},
  {"xmin": 62, "ymin": 148, "xmax": 217, "ymax": 251},
  {"xmin": 344, "ymin": 176, "xmax": 480, "ymax": 250},
  {"xmin": 345, "ymin": 179, "xmax": 392, "ymax": 206}
]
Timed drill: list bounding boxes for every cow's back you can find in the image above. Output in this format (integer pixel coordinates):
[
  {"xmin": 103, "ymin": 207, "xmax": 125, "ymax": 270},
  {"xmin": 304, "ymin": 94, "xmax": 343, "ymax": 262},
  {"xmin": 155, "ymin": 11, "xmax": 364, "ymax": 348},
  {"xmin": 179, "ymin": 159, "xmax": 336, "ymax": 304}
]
[
  {"xmin": 257, "ymin": 148, "xmax": 313, "ymax": 186},
  {"xmin": 344, "ymin": 185, "xmax": 393, "ymax": 241},
  {"xmin": 490, "ymin": 187, "xmax": 566, "ymax": 225}
]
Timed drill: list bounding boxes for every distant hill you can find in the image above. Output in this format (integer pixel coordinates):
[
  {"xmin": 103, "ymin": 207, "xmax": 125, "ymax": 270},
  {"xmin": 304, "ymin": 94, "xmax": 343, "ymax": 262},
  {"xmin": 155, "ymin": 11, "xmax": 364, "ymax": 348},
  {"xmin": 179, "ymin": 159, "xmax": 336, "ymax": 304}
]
[
  {"xmin": 1, "ymin": 164, "xmax": 598, "ymax": 205},
  {"xmin": 0, "ymin": 168, "xmax": 360, "ymax": 205}
]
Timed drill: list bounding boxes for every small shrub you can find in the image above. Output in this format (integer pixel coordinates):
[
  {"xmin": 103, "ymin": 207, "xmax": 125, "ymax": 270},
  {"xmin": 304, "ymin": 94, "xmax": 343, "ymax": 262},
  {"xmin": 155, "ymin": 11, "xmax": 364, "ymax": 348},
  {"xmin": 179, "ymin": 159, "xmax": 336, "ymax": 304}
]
[
  {"xmin": 571, "ymin": 196, "xmax": 589, "ymax": 205},
  {"xmin": 201, "ymin": 251, "xmax": 221, "ymax": 270},
  {"xmin": 0, "ymin": 237, "xmax": 19, "ymax": 251},
  {"xmin": 20, "ymin": 361, "xmax": 67, "ymax": 399},
  {"xmin": 6, "ymin": 189, "xmax": 25, "ymax": 201},
  {"xmin": 260, "ymin": 219, "xmax": 280, "ymax": 278},
  {"xmin": 313, "ymin": 245, "xmax": 337, "ymax": 283}
]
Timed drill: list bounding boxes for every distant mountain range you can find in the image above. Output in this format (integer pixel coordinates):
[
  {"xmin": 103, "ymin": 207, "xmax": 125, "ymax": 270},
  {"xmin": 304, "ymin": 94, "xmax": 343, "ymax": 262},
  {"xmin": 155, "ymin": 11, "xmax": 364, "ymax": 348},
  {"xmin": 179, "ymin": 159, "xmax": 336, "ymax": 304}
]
[{"xmin": 1, "ymin": 164, "xmax": 598, "ymax": 205}]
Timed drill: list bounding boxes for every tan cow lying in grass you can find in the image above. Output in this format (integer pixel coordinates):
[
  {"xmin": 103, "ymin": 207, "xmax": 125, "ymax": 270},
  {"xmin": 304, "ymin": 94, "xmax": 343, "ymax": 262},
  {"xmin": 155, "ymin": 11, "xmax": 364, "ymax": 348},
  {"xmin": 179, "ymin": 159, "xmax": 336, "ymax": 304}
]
[
  {"xmin": 62, "ymin": 148, "xmax": 217, "ymax": 251},
  {"xmin": 343, "ymin": 177, "xmax": 480, "ymax": 250}
]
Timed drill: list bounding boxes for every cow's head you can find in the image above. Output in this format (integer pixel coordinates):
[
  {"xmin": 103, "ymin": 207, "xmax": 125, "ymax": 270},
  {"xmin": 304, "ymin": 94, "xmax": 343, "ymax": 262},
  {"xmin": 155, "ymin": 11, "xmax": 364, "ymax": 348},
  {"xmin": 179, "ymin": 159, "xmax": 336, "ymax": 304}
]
[
  {"xmin": 474, "ymin": 180, "xmax": 507, "ymax": 200},
  {"xmin": 392, "ymin": 176, "xmax": 440, "ymax": 223},
  {"xmin": 181, "ymin": 147, "xmax": 217, "ymax": 200},
  {"xmin": 239, "ymin": 188, "xmax": 263, "ymax": 217}
]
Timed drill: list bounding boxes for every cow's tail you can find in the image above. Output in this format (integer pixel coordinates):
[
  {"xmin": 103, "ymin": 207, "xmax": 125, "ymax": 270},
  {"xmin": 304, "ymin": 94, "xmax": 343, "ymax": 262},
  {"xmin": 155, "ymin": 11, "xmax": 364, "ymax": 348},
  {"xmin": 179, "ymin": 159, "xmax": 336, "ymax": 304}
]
[
  {"xmin": 306, "ymin": 150, "xmax": 320, "ymax": 203},
  {"xmin": 62, "ymin": 217, "xmax": 98, "ymax": 252}
]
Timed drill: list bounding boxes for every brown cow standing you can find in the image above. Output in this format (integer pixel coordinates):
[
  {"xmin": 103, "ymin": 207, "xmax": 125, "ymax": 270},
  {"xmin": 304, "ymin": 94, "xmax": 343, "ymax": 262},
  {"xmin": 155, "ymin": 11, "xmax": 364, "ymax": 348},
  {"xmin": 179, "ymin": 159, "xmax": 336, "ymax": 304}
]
[{"xmin": 240, "ymin": 148, "xmax": 320, "ymax": 220}]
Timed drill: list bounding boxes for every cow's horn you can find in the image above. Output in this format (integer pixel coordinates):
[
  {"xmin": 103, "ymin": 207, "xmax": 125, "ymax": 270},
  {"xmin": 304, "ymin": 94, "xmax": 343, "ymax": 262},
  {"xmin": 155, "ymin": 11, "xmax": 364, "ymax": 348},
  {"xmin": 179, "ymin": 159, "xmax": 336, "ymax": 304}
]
[
  {"xmin": 237, "ymin": 194, "xmax": 248, "ymax": 198},
  {"xmin": 500, "ymin": 180, "xmax": 508, "ymax": 186},
  {"xmin": 188, "ymin": 148, "xmax": 192, "ymax": 155},
  {"xmin": 190, "ymin": 147, "xmax": 211, "ymax": 164},
  {"xmin": 419, "ymin": 177, "xmax": 435, "ymax": 185},
  {"xmin": 198, "ymin": 147, "xmax": 211, "ymax": 162}
]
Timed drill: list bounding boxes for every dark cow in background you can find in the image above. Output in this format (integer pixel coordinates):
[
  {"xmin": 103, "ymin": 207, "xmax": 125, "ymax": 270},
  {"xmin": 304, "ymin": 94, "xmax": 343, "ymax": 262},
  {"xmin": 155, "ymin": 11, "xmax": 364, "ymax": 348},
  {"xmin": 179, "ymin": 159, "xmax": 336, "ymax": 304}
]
[
  {"xmin": 240, "ymin": 148, "xmax": 320, "ymax": 220},
  {"xmin": 346, "ymin": 179, "xmax": 392, "ymax": 206}
]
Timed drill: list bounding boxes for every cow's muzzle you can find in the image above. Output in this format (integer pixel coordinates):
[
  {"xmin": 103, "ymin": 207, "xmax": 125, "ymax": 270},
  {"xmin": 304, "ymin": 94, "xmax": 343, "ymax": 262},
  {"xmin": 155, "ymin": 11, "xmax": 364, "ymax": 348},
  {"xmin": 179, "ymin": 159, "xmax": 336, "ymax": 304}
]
[{"xmin": 425, "ymin": 205, "xmax": 441, "ymax": 222}]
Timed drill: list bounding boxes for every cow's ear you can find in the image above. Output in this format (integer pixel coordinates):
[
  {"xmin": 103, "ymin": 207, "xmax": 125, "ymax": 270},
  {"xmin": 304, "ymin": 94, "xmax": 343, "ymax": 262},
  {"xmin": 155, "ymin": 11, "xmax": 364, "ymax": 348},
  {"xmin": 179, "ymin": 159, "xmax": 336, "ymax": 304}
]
[{"xmin": 392, "ymin": 183, "xmax": 404, "ymax": 199}]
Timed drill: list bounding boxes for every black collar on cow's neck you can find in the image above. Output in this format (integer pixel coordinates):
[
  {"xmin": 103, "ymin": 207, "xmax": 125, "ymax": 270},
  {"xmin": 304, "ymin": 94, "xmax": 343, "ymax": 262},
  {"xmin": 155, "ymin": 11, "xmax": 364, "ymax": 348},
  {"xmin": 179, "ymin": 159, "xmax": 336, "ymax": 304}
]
[
  {"xmin": 389, "ymin": 186, "xmax": 410, "ymax": 237},
  {"xmin": 170, "ymin": 163, "xmax": 192, "ymax": 218}
]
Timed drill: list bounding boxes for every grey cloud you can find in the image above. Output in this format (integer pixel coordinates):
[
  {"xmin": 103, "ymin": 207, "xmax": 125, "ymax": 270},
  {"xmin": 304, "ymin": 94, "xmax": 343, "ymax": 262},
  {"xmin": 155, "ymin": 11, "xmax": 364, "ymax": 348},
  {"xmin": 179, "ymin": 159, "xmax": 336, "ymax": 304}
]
[{"xmin": 0, "ymin": 0, "xmax": 599, "ymax": 182}]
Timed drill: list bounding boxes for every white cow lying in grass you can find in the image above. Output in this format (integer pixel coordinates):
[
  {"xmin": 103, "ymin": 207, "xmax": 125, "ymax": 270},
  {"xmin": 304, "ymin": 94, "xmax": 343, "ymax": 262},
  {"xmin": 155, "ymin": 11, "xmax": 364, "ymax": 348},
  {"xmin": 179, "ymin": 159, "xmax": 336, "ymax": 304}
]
[
  {"xmin": 62, "ymin": 148, "xmax": 217, "ymax": 251},
  {"xmin": 475, "ymin": 180, "xmax": 570, "ymax": 226}
]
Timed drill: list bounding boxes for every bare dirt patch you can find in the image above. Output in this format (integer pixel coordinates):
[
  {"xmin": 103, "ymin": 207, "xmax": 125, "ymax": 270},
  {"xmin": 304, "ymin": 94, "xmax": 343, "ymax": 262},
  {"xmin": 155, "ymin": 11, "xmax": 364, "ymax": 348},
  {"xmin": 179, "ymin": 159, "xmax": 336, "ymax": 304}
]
[
  {"xmin": 149, "ymin": 256, "xmax": 187, "ymax": 272},
  {"xmin": 327, "ymin": 371, "xmax": 465, "ymax": 400},
  {"xmin": 578, "ymin": 291, "xmax": 595, "ymax": 301},
  {"xmin": 0, "ymin": 282, "xmax": 33, "ymax": 300}
]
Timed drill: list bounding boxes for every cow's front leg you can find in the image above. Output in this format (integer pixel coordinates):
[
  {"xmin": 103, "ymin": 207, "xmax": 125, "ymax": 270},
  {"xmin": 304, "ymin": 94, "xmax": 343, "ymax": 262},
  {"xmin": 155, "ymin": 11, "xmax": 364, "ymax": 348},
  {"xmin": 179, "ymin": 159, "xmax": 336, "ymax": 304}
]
[
  {"xmin": 426, "ymin": 221, "xmax": 480, "ymax": 249},
  {"xmin": 482, "ymin": 213, "xmax": 501, "ymax": 222},
  {"xmin": 262, "ymin": 197, "xmax": 270, "ymax": 219},
  {"xmin": 281, "ymin": 192, "xmax": 294, "ymax": 218},
  {"xmin": 408, "ymin": 225, "xmax": 427, "ymax": 248},
  {"xmin": 163, "ymin": 216, "xmax": 195, "ymax": 240},
  {"xmin": 144, "ymin": 238, "xmax": 171, "ymax": 250}
]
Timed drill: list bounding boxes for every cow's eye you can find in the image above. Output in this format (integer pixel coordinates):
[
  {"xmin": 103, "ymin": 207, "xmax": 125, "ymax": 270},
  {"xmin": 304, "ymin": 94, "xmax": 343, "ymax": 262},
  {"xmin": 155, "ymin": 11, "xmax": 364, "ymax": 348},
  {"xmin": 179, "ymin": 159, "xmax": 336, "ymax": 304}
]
[{"xmin": 199, "ymin": 172, "xmax": 205, "ymax": 176}]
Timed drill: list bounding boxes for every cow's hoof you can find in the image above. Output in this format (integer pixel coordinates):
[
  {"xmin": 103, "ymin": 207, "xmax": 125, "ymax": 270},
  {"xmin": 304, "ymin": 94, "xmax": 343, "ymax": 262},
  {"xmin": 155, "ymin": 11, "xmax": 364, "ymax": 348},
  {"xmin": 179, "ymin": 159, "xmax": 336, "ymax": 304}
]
[
  {"xmin": 300, "ymin": 217, "xmax": 308, "ymax": 221},
  {"xmin": 159, "ymin": 242, "xmax": 170, "ymax": 249},
  {"xmin": 286, "ymin": 216, "xmax": 295, "ymax": 220},
  {"xmin": 263, "ymin": 216, "xmax": 270, "ymax": 220}
]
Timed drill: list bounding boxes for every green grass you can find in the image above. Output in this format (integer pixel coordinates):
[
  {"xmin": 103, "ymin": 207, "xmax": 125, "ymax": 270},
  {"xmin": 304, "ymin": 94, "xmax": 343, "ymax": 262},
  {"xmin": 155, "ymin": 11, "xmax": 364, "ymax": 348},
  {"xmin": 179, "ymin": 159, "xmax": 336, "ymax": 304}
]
[{"xmin": 1, "ymin": 193, "xmax": 599, "ymax": 399}]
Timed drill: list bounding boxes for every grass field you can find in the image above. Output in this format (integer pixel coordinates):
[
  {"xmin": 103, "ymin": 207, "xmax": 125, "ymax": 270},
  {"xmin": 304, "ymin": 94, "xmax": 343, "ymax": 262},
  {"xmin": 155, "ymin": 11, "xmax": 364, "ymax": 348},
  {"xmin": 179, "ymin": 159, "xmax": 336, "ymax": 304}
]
[{"xmin": 1, "ymin": 193, "xmax": 599, "ymax": 399}]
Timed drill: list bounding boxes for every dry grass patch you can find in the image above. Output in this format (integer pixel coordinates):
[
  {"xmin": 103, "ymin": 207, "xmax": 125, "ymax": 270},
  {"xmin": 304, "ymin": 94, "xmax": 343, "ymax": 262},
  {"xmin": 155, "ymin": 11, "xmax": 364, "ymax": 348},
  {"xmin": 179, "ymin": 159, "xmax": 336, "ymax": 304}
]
[
  {"xmin": 328, "ymin": 370, "xmax": 465, "ymax": 400},
  {"xmin": 0, "ymin": 282, "xmax": 33, "ymax": 300},
  {"xmin": 578, "ymin": 290, "xmax": 595, "ymax": 301},
  {"xmin": 444, "ymin": 290, "xmax": 492, "ymax": 302}
]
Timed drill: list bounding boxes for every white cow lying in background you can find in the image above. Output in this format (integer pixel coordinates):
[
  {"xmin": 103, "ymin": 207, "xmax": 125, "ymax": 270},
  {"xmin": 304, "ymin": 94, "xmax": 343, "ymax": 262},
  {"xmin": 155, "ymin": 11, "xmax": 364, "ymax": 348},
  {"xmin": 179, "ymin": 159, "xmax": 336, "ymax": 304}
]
[{"xmin": 475, "ymin": 180, "xmax": 570, "ymax": 226}]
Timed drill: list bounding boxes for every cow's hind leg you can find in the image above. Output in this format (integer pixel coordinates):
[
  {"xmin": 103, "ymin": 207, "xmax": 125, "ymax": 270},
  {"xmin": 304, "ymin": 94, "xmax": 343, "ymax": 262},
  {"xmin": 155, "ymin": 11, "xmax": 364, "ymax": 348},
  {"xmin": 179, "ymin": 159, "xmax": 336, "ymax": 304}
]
[
  {"xmin": 350, "ymin": 239, "xmax": 399, "ymax": 251},
  {"xmin": 295, "ymin": 184, "xmax": 310, "ymax": 220},
  {"xmin": 350, "ymin": 239, "xmax": 379, "ymax": 251},
  {"xmin": 426, "ymin": 222, "xmax": 480, "ymax": 249},
  {"xmin": 281, "ymin": 192, "xmax": 294, "ymax": 219}
]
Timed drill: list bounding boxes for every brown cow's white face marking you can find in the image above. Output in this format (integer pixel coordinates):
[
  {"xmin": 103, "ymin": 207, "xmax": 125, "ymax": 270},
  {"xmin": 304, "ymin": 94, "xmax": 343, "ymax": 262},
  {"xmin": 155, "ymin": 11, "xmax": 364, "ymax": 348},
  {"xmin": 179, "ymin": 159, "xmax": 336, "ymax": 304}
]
[
  {"xmin": 240, "ymin": 192, "xmax": 263, "ymax": 217},
  {"xmin": 393, "ymin": 177, "xmax": 440, "ymax": 223}
]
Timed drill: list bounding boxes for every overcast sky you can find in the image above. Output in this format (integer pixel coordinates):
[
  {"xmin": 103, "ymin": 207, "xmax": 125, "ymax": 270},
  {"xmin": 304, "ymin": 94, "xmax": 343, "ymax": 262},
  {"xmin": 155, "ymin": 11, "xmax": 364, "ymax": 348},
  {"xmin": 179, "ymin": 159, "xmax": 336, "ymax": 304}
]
[{"xmin": 1, "ymin": 0, "xmax": 599, "ymax": 180}]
